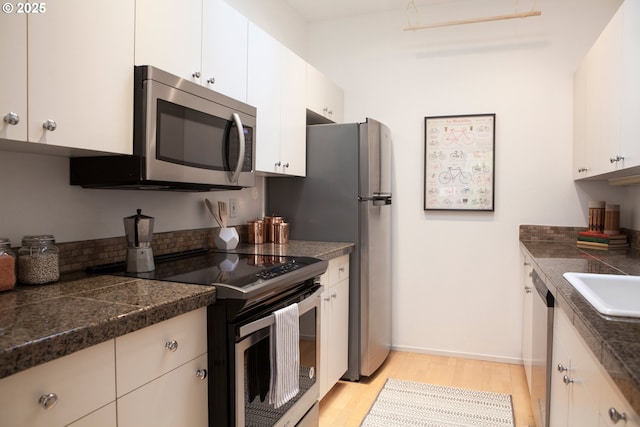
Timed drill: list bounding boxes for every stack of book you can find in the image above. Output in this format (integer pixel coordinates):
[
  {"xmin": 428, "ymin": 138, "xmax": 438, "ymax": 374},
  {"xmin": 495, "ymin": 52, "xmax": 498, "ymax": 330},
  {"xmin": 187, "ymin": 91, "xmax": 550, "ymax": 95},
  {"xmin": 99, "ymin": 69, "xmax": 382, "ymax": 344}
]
[{"xmin": 577, "ymin": 231, "xmax": 628, "ymax": 250}]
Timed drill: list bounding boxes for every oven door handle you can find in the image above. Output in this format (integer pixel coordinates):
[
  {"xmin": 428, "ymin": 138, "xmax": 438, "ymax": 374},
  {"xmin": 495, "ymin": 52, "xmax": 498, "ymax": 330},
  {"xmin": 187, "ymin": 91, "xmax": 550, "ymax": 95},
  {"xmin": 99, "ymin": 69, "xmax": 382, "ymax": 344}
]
[{"xmin": 238, "ymin": 286, "xmax": 323, "ymax": 339}]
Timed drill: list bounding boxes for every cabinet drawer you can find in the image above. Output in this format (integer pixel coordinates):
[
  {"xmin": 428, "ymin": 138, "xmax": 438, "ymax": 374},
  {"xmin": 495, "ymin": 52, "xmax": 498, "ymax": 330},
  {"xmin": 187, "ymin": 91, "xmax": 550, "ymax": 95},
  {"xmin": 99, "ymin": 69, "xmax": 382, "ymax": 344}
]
[
  {"xmin": 117, "ymin": 354, "xmax": 209, "ymax": 427},
  {"xmin": 0, "ymin": 340, "xmax": 115, "ymax": 427},
  {"xmin": 328, "ymin": 255, "xmax": 349, "ymax": 286},
  {"xmin": 115, "ymin": 307, "xmax": 207, "ymax": 397}
]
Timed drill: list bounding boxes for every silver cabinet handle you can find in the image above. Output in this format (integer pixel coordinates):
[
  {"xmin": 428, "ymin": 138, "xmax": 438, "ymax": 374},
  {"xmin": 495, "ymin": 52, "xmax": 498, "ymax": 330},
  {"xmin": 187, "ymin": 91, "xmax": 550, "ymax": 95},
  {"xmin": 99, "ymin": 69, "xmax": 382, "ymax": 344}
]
[
  {"xmin": 331, "ymin": 293, "xmax": 337, "ymax": 298},
  {"xmin": 275, "ymin": 161, "xmax": 281, "ymax": 167},
  {"xmin": 196, "ymin": 369, "xmax": 208, "ymax": 380},
  {"xmin": 39, "ymin": 393, "xmax": 58, "ymax": 410},
  {"xmin": 562, "ymin": 374, "xmax": 574, "ymax": 385},
  {"xmin": 610, "ymin": 155, "xmax": 625, "ymax": 163},
  {"xmin": 609, "ymin": 407, "xmax": 628, "ymax": 424},
  {"xmin": 557, "ymin": 363, "xmax": 568, "ymax": 372},
  {"xmin": 42, "ymin": 120, "xmax": 57, "ymax": 131},
  {"xmin": 192, "ymin": 71, "xmax": 201, "ymax": 78},
  {"xmin": 283, "ymin": 163, "xmax": 290, "ymax": 168},
  {"xmin": 3, "ymin": 112, "xmax": 19, "ymax": 125},
  {"xmin": 524, "ymin": 286, "xmax": 532, "ymax": 294},
  {"xmin": 206, "ymin": 77, "xmax": 215, "ymax": 84},
  {"xmin": 324, "ymin": 296, "xmax": 331, "ymax": 301},
  {"xmin": 165, "ymin": 340, "xmax": 179, "ymax": 352}
]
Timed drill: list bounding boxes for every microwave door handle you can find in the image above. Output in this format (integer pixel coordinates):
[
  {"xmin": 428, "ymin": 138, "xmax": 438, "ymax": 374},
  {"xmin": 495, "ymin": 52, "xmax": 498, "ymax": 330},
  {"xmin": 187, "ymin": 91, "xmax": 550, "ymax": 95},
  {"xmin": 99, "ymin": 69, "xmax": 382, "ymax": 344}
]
[{"xmin": 230, "ymin": 113, "xmax": 245, "ymax": 183}]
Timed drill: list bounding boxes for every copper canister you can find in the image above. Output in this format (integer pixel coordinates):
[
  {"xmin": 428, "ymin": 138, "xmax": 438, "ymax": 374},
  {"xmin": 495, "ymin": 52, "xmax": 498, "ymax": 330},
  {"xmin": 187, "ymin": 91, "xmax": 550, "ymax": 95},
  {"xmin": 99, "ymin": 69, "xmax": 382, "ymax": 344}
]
[
  {"xmin": 273, "ymin": 222, "xmax": 289, "ymax": 245},
  {"xmin": 247, "ymin": 219, "xmax": 265, "ymax": 244},
  {"xmin": 604, "ymin": 204, "xmax": 620, "ymax": 234},
  {"xmin": 264, "ymin": 215, "xmax": 284, "ymax": 242},
  {"xmin": 588, "ymin": 201, "xmax": 605, "ymax": 233}
]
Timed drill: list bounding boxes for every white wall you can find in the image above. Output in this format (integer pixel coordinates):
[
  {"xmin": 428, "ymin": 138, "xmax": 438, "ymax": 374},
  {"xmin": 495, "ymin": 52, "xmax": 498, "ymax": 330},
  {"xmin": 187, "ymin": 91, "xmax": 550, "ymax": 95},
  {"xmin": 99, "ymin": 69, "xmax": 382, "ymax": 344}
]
[
  {"xmin": 304, "ymin": 0, "xmax": 629, "ymax": 363},
  {"xmin": 0, "ymin": 150, "xmax": 264, "ymax": 246}
]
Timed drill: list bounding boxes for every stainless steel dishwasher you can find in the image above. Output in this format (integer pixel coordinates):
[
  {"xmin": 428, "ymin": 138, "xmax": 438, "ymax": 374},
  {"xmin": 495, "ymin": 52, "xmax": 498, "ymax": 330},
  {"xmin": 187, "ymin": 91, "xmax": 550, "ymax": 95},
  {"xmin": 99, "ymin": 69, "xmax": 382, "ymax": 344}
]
[{"xmin": 522, "ymin": 264, "xmax": 554, "ymax": 427}]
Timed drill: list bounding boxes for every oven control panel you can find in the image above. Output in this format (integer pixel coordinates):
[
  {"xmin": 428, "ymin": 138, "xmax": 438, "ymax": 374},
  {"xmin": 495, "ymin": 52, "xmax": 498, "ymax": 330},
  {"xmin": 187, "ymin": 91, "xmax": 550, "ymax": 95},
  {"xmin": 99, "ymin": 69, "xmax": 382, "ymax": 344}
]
[{"xmin": 255, "ymin": 260, "xmax": 303, "ymax": 280}]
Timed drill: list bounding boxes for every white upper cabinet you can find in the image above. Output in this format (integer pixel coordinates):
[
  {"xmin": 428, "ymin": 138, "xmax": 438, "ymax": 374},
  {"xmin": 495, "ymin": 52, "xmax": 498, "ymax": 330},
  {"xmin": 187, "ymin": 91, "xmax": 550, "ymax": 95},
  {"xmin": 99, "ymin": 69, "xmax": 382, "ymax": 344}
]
[
  {"xmin": 201, "ymin": 0, "xmax": 248, "ymax": 102},
  {"xmin": 583, "ymin": 6, "xmax": 622, "ymax": 177},
  {"xmin": 574, "ymin": 0, "xmax": 640, "ymax": 180},
  {"xmin": 573, "ymin": 57, "xmax": 587, "ymax": 179},
  {"xmin": 135, "ymin": 0, "xmax": 203, "ymax": 84},
  {"xmin": 619, "ymin": 0, "xmax": 640, "ymax": 173},
  {"xmin": 1, "ymin": 0, "xmax": 134, "ymax": 154},
  {"xmin": 136, "ymin": 0, "xmax": 248, "ymax": 102},
  {"xmin": 280, "ymin": 49, "xmax": 307, "ymax": 176},
  {"xmin": 248, "ymin": 23, "xmax": 306, "ymax": 176},
  {"xmin": 306, "ymin": 64, "xmax": 344, "ymax": 123},
  {"xmin": 0, "ymin": 14, "xmax": 27, "ymax": 142}
]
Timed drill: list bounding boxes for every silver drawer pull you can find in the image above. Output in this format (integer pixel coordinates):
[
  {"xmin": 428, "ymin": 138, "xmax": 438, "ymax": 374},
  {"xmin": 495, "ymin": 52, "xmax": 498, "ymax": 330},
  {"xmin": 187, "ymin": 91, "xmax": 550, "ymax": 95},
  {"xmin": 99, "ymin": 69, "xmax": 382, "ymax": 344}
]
[
  {"xmin": 557, "ymin": 363, "xmax": 568, "ymax": 372},
  {"xmin": 39, "ymin": 393, "xmax": 58, "ymax": 410},
  {"xmin": 562, "ymin": 375, "xmax": 574, "ymax": 385},
  {"xmin": 196, "ymin": 369, "xmax": 208, "ymax": 380},
  {"xmin": 609, "ymin": 407, "xmax": 627, "ymax": 424},
  {"xmin": 3, "ymin": 112, "xmax": 19, "ymax": 125},
  {"xmin": 42, "ymin": 119, "xmax": 57, "ymax": 131},
  {"xmin": 165, "ymin": 340, "xmax": 179, "ymax": 352}
]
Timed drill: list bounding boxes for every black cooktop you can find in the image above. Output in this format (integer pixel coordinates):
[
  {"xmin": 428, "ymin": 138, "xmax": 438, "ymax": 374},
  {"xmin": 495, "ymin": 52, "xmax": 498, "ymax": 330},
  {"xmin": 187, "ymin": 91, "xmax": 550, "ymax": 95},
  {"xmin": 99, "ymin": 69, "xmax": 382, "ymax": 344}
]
[{"xmin": 93, "ymin": 249, "xmax": 327, "ymax": 301}]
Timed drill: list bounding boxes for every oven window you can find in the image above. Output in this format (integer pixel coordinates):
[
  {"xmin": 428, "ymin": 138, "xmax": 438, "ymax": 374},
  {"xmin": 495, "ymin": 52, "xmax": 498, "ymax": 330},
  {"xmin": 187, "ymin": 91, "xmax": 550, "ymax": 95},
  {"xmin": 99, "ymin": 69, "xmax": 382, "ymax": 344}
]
[
  {"xmin": 242, "ymin": 307, "xmax": 317, "ymax": 427},
  {"xmin": 156, "ymin": 99, "xmax": 252, "ymax": 172}
]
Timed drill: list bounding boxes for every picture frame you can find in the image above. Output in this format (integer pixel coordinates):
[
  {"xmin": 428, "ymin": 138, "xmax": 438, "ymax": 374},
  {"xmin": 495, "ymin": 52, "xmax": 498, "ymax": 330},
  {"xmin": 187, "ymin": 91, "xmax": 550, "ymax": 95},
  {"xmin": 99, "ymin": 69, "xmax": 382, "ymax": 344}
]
[{"xmin": 424, "ymin": 114, "xmax": 495, "ymax": 211}]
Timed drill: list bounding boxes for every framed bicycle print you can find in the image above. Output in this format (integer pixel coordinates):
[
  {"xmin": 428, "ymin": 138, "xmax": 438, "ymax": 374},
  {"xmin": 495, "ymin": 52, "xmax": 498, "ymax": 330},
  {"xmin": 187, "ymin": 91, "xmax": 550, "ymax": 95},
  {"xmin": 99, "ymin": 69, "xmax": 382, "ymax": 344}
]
[{"xmin": 424, "ymin": 113, "xmax": 495, "ymax": 211}]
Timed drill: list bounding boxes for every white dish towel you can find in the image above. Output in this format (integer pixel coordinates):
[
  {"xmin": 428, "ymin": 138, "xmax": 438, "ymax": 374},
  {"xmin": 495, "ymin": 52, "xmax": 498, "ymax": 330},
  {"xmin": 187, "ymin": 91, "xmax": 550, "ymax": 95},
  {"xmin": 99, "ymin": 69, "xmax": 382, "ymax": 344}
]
[{"xmin": 269, "ymin": 303, "xmax": 300, "ymax": 408}]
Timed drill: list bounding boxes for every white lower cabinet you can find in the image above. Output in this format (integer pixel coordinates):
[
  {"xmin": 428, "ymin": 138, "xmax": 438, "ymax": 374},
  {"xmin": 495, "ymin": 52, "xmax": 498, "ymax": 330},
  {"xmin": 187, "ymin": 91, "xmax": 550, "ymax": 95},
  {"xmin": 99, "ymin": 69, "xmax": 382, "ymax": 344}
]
[
  {"xmin": 0, "ymin": 340, "xmax": 115, "ymax": 427},
  {"xmin": 115, "ymin": 307, "xmax": 208, "ymax": 426},
  {"xmin": 0, "ymin": 307, "xmax": 209, "ymax": 427},
  {"xmin": 551, "ymin": 307, "xmax": 639, "ymax": 427},
  {"xmin": 115, "ymin": 307, "xmax": 207, "ymax": 397},
  {"xmin": 319, "ymin": 255, "xmax": 350, "ymax": 399},
  {"xmin": 117, "ymin": 354, "xmax": 209, "ymax": 427}
]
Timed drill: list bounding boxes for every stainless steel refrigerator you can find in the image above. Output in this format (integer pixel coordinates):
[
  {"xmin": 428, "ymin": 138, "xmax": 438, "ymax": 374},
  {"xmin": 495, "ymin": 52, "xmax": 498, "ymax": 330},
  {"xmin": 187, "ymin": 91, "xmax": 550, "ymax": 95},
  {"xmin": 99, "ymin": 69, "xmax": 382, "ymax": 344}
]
[{"xmin": 266, "ymin": 118, "xmax": 392, "ymax": 381}]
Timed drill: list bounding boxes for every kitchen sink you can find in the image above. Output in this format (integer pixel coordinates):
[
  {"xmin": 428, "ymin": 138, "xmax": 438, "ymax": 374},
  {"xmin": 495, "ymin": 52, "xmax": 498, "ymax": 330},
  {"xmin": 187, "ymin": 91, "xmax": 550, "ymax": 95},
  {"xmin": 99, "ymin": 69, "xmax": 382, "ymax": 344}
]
[{"xmin": 563, "ymin": 272, "xmax": 640, "ymax": 318}]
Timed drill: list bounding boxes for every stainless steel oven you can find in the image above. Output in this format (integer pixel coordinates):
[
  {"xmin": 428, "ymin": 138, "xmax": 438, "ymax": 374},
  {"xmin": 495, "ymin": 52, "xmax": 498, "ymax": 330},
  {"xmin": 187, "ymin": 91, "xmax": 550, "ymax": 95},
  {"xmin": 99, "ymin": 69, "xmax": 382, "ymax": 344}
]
[
  {"xmin": 204, "ymin": 255, "xmax": 326, "ymax": 427},
  {"xmin": 233, "ymin": 285, "xmax": 322, "ymax": 426}
]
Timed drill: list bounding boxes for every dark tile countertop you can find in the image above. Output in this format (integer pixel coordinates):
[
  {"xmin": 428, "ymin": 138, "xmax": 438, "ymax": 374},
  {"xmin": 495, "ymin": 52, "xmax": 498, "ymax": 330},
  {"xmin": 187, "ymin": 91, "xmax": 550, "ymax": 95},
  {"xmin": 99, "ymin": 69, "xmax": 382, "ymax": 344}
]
[
  {"xmin": 520, "ymin": 240, "xmax": 640, "ymax": 415},
  {"xmin": 0, "ymin": 240, "xmax": 353, "ymax": 380}
]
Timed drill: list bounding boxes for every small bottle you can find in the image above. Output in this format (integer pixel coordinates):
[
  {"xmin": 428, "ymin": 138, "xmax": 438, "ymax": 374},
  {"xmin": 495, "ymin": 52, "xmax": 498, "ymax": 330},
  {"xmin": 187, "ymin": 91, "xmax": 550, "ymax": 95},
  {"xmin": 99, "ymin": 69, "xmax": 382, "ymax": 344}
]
[
  {"xmin": 18, "ymin": 235, "xmax": 60, "ymax": 285},
  {"xmin": 0, "ymin": 238, "xmax": 17, "ymax": 291}
]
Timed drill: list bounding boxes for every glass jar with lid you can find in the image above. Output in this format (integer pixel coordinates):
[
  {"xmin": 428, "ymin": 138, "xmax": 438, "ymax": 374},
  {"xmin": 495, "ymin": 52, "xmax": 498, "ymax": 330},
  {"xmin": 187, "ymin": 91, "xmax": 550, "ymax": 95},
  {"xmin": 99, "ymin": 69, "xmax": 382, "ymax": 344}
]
[
  {"xmin": 18, "ymin": 235, "xmax": 60, "ymax": 285},
  {"xmin": 0, "ymin": 238, "xmax": 16, "ymax": 291}
]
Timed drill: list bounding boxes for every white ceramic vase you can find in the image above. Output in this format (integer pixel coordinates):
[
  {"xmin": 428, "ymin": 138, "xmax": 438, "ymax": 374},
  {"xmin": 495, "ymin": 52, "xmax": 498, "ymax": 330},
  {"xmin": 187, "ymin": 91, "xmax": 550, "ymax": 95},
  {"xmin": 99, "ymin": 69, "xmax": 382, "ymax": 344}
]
[{"xmin": 214, "ymin": 227, "xmax": 239, "ymax": 250}]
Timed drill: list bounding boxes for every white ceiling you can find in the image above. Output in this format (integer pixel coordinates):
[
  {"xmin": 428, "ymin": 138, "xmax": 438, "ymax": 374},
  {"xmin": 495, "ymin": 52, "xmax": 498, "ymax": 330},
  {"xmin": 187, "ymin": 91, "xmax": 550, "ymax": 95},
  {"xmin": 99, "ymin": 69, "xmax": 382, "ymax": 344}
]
[{"xmin": 285, "ymin": 0, "xmax": 457, "ymax": 23}]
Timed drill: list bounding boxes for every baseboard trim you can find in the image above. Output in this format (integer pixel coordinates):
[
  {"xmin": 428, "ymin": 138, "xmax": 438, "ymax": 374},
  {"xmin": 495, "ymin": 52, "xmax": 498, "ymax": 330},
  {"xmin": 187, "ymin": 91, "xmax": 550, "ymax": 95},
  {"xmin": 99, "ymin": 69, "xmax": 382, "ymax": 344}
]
[{"xmin": 391, "ymin": 345, "xmax": 523, "ymax": 365}]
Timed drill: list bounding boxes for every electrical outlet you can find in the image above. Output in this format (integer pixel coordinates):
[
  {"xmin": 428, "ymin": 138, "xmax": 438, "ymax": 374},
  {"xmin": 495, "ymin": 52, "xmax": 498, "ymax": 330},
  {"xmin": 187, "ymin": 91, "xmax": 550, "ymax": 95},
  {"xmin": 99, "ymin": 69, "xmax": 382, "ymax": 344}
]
[{"xmin": 229, "ymin": 198, "xmax": 238, "ymax": 218}]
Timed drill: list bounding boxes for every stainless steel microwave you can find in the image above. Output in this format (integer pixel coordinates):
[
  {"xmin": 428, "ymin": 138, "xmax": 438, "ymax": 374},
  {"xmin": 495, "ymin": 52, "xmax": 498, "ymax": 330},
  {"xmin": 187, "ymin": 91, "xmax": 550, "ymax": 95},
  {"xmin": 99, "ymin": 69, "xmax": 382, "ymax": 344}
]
[{"xmin": 70, "ymin": 65, "xmax": 256, "ymax": 191}]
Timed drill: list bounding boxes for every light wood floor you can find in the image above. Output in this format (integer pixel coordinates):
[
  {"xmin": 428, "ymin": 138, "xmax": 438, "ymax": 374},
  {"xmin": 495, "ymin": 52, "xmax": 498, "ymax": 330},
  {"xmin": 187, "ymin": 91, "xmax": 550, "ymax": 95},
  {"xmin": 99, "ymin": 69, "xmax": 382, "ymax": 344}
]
[{"xmin": 319, "ymin": 351, "xmax": 535, "ymax": 427}]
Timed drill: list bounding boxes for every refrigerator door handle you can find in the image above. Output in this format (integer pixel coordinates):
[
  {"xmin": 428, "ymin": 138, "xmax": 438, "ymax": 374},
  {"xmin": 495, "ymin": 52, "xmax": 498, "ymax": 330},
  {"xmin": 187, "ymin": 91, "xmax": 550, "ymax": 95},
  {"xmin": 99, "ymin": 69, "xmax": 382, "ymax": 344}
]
[{"xmin": 358, "ymin": 195, "xmax": 392, "ymax": 205}]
